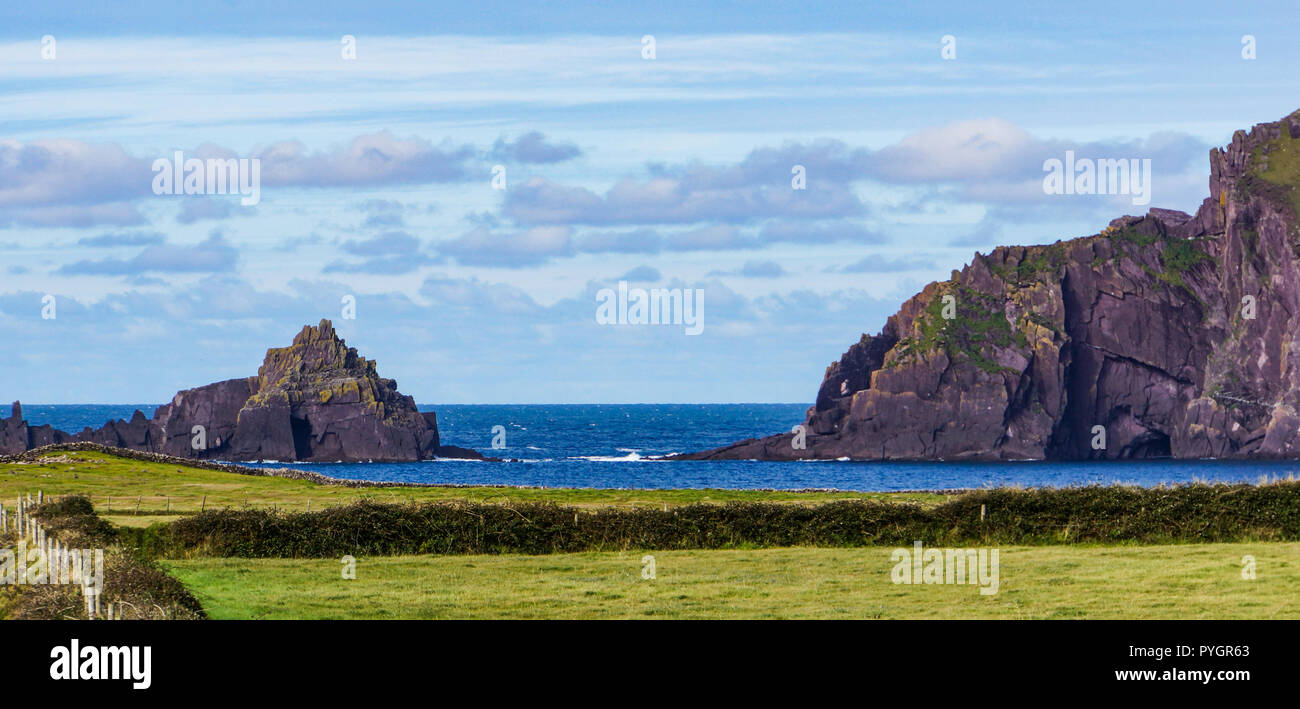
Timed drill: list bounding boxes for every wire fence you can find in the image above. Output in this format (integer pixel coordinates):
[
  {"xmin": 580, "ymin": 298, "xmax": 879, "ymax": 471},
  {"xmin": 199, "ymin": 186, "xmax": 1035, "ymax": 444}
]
[{"xmin": 2, "ymin": 490, "xmax": 113, "ymax": 619}]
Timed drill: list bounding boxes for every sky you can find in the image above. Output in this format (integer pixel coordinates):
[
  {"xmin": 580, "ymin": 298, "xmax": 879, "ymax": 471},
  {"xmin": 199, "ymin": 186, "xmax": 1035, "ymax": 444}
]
[{"xmin": 2, "ymin": 1, "xmax": 1299, "ymax": 404}]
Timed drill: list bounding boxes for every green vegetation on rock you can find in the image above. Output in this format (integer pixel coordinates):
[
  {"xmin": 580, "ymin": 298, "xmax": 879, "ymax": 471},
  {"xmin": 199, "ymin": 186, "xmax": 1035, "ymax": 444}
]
[
  {"xmin": 892, "ymin": 282, "xmax": 1026, "ymax": 375},
  {"xmin": 1101, "ymin": 223, "xmax": 1213, "ymax": 301},
  {"xmin": 1249, "ymin": 124, "xmax": 1300, "ymax": 218},
  {"xmin": 1159, "ymin": 237, "xmax": 1214, "ymax": 288},
  {"xmin": 986, "ymin": 243, "xmax": 1069, "ymax": 285}
]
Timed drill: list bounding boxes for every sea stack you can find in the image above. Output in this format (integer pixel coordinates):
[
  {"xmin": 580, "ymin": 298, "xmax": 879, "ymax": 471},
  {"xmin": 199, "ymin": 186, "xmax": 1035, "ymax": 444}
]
[
  {"xmin": 3, "ymin": 319, "xmax": 480, "ymax": 462},
  {"xmin": 678, "ymin": 109, "xmax": 1300, "ymax": 461}
]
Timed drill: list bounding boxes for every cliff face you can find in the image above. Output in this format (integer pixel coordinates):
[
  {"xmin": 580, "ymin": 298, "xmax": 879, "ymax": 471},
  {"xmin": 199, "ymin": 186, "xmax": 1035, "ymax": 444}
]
[
  {"xmin": 682, "ymin": 109, "xmax": 1300, "ymax": 461},
  {"xmin": 1, "ymin": 320, "xmax": 468, "ymax": 462}
]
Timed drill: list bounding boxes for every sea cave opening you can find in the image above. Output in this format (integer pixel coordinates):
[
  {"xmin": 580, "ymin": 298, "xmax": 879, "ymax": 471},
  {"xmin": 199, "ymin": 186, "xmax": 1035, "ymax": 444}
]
[
  {"xmin": 1123, "ymin": 429, "xmax": 1172, "ymax": 458},
  {"xmin": 290, "ymin": 416, "xmax": 313, "ymax": 460}
]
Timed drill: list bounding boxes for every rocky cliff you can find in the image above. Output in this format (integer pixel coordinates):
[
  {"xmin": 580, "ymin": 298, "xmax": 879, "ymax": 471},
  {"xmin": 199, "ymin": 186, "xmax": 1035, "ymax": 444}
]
[
  {"xmin": 679, "ymin": 109, "xmax": 1300, "ymax": 461},
  {"xmin": 1, "ymin": 320, "xmax": 483, "ymax": 462}
]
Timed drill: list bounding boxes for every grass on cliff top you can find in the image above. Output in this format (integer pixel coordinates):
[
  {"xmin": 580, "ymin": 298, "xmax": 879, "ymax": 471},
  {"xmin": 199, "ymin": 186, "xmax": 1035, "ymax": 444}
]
[
  {"xmin": 0, "ymin": 450, "xmax": 948, "ymax": 521},
  {"xmin": 1253, "ymin": 124, "xmax": 1300, "ymax": 218},
  {"xmin": 161, "ymin": 542, "xmax": 1300, "ymax": 619},
  {"xmin": 890, "ymin": 282, "xmax": 1026, "ymax": 375}
]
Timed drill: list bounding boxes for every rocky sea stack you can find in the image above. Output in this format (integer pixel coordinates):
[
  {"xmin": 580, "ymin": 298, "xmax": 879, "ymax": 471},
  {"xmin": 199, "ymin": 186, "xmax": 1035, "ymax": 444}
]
[
  {"xmin": 680, "ymin": 109, "xmax": 1300, "ymax": 461},
  {"xmin": 0, "ymin": 319, "xmax": 484, "ymax": 462}
]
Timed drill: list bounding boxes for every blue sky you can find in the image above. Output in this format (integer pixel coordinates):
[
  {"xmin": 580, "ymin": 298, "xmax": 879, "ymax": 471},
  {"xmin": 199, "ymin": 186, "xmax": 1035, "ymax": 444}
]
[{"xmin": 2, "ymin": 2, "xmax": 1299, "ymax": 404}]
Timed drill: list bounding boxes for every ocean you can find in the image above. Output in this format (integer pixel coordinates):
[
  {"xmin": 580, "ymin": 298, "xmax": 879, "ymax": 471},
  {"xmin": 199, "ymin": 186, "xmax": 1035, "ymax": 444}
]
[{"xmin": 18, "ymin": 403, "xmax": 1300, "ymax": 491}]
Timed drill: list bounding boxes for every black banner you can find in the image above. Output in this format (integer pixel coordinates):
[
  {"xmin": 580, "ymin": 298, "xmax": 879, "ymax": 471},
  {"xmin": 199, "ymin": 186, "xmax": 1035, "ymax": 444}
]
[{"xmin": 1, "ymin": 620, "xmax": 1287, "ymax": 697}]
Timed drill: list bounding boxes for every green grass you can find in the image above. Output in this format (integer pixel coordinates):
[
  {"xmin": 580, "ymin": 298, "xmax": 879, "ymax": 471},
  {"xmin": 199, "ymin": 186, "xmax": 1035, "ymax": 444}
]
[
  {"xmin": 10, "ymin": 450, "xmax": 1299, "ymax": 620},
  {"xmin": 0, "ymin": 450, "xmax": 950, "ymax": 517},
  {"xmin": 162, "ymin": 542, "xmax": 1300, "ymax": 620},
  {"xmin": 1252, "ymin": 121, "xmax": 1300, "ymax": 217},
  {"xmin": 890, "ymin": 281, "xmax": 1026, "ymax": 375}
]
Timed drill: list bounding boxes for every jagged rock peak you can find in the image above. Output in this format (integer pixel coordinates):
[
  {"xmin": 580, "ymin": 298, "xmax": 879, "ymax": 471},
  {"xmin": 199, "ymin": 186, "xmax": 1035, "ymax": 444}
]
[
  {"xmin": 245, "ymin": 319, "xmax": 401, "ymax": 417},
  {"xmin": 260, "ymin": 319, "xmax": 374, "ymax": 382}
]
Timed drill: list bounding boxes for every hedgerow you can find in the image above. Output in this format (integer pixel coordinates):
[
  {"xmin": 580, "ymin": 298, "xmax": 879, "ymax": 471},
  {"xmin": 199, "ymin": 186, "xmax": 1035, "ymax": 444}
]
[{"xmin": 132, "ymin": 481, "xmax": 1300, "ymax": 558}]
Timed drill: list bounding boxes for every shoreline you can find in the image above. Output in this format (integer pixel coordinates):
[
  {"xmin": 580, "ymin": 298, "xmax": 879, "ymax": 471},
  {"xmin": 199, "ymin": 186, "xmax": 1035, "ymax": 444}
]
[{"xmin": 5, "ymin": 442, "xmax": 1297, "ymax": 495}]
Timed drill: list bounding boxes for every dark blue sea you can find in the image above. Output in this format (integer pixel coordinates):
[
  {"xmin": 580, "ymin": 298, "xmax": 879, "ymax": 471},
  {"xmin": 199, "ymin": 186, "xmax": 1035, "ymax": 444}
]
[{"xmin": 19, "ymin": 404, "xmax": 1300, "ymax": 491}]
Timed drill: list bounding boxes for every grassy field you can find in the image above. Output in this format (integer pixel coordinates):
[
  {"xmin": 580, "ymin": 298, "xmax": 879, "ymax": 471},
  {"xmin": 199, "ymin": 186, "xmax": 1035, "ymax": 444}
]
[
  {"xmin": 0, "ymin": 450, "xmax": 950, "ymax": 515},
  {"xmin": 161, "ymin": 542, "xmax": 1300, "ymax": 620},
  {"xmin": 9, "ymin": 449, "xmax": 1300, "ymax": 620}
]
